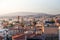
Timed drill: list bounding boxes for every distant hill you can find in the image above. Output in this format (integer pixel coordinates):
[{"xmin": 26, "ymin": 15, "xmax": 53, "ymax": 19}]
[
  {"xmin": 1, "ymin": 12, "xmax": 39, "ymax": 16},
  {"xmin": 0, "ymin": 12, "xmax": 52, "ymax": 16},
  {"xmin": 55, "ymin": 14, "xmax": 60, "ymax": 16},
  {"xmin": 0, "ymin": 12, "xmax": 59, "ymax": 18},
  {"xmin": 24, "ymin": 13, "xmax": 53, "ymax": 18}
]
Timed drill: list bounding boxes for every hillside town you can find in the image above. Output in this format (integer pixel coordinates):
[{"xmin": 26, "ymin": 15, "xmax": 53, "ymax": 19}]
[
  {"xmin": 0, "ymin": 15, "xmax": 60, "ymax": 40},
  {"xmin": 0, "ymin": 0, "xmax": 60, "ymax": 40}
]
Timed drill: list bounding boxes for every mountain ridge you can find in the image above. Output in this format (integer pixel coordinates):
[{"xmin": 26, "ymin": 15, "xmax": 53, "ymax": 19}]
[
  {"xmin": 0, "ymin": 12, "xmax": 60, "ymax": 18},
  {"xmin": 0, "ymin": 12, "xmax": 54, "ymax": 16}
]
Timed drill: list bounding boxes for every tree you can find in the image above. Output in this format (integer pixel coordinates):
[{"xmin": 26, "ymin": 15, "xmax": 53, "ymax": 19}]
[{"xmin": 51, "ymin": 18, "xmax": 55, "ymax": 24}]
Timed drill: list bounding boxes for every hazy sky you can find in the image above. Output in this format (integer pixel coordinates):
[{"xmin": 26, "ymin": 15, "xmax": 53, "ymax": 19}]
[{"xmin": 0, "ymin": 0, "xmax": 60, "ymax": 15}]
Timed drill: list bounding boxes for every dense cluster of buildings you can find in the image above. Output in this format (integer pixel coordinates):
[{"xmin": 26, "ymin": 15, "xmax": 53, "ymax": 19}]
[
  {"xmin": 0, "ymin": 15, "xmax": 60, "ymax": 40},
  {"xmin": 0, "ymin": 16, "xmax": 60, "ymax": 28}
]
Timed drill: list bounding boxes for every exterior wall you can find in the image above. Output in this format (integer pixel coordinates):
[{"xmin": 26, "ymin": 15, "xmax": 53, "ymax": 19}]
[
  {"xmin": 44, "ymin": 27, "xmax": 58, "ymax": 34},
  {"xmin": 0, "ymin": 36, "xmax": 3, "ymax": 40}
]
